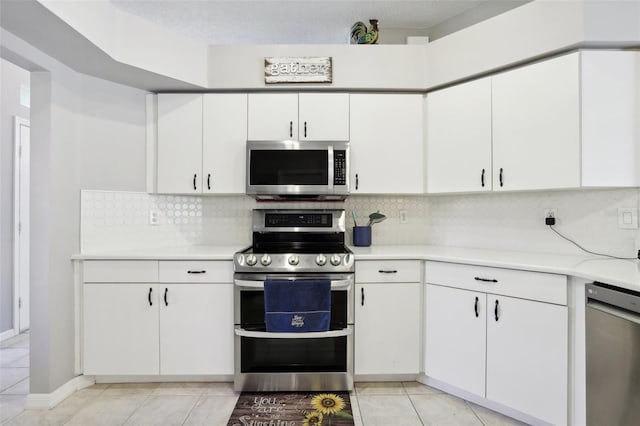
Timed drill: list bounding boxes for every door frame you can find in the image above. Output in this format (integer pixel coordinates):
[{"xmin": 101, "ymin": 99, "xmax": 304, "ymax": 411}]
[{"xmin": 13, "ymin": 116, "xmax": 30, "ymax": 334}]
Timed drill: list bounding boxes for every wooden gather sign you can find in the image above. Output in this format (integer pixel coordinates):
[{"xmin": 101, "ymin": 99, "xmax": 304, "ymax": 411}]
[{"xmin": 264, "ymin": 57, "xmax": 332, "ymax": 84}]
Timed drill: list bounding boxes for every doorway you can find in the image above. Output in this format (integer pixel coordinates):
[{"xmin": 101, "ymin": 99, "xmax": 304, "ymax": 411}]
[{"xmin": 13, "ymin": 116, "xmax": 30, "ymax": 333}]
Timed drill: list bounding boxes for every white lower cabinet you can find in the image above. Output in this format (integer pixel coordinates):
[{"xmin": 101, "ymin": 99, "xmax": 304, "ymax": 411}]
[
  {"xmin": 424, "ymin": 262, "xmax": 568, "ymax": 425},
  {"xmin": 82, "ymin": 260, "xmax": 234, "ymax": 376},
  {"xmin": 159, "ymin": 283, "xmax": 234, "ymax": 375},
  {"xmin": 424, "ymin": 285, "xmax": 486, "ymax": 396},
  {"xmin": 84, "ymin": 284, "xmax": 160, "ymax": 375},
  {"xmin": 355, "ymin": 260, "xmax": 422, "ymax": 376}
]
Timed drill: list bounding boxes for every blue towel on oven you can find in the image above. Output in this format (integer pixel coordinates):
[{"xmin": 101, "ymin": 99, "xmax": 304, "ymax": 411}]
[{"xmin": 264, "ymin": 279, "xmax": 331, "ymax": 332}]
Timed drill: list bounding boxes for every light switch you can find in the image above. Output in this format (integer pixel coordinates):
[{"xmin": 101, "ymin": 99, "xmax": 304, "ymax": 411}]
[{"xmin": 618, "ymin": 208, "xmax": 638, "ymax": 229}]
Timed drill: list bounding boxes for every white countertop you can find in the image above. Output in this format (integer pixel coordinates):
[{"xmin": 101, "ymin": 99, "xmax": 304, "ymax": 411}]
[{"xmin": 73, "ymin": 244, "xmax": 640, "ymax": 292}]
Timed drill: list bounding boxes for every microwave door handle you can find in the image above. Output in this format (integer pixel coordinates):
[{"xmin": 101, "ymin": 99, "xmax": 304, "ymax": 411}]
[
  {"xmin": 235, "ymin": 328, "xmax": 352, "ymax": 339},
  {"xmin": 328, "ymin": 145, "xmax": 334, "ymax": 191},
  {"xmin": 233, "ymin": 278, "xmax": 353, "ymax": 290}
]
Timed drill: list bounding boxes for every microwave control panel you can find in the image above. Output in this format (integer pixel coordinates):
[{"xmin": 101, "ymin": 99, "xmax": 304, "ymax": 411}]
[{"xmin": 334, "ymin": 150, "xmax": 346, "ymax": 186}]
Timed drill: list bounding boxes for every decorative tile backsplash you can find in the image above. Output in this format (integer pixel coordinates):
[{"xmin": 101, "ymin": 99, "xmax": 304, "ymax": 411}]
[{"xmin": 82, "ymin": 189, "xmax": 640, "ymax": 258}]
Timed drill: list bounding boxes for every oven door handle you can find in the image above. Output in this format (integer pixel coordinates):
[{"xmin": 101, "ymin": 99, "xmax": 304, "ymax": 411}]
[
  {"xmin": 234, "ymin": 278, "xmax": 353, "ymax": 290},
  {"xmin": 234, "ymin": 328, "xmax": 352, "ymax": 339}
]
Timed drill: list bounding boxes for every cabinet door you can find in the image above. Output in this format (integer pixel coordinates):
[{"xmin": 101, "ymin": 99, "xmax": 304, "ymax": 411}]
[
  {"xmin": 492, "ymin": 53, "xmax": 580, "ymax": 191},
  {"xmin": 248, "ymin": 93, "xmax": 298, "ymax": 140},
  {"xmin": 157, "ymin": 94, "xmax": 203, "ymax": 194},
  {"xmin": 202, "ymin": 94, "xmax": 247, "ymax": 193},
  {"xmin": 426, "ymin": 78, "xmax": 492, "ymax": 193},
  {"xmin": 486, "ymin": 295, "xmax": 568, "ymax": 425},
  {"xmin": 299, "ymin": 93, "xmax": 349, "ymax": 141},
  {"xmin": 350, "ymin": 94, "xmax": 424, "ymax": 194},
  {"xmin": 83, "ymin": 284, "xmax": 159, "ymax": 375},
  {"xmin": 159, "ymin": 284, "xmax": 234, "ymax": 375},
  {"xmin": 355, "ymin": 283, "xmax": 421, "ymax": 375},
  {"xmin": 424, "ymin": 284, "xmax": 486, "ymax": 396}
]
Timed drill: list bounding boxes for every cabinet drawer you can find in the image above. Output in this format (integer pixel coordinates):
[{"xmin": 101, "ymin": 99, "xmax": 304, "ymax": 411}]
[
  {"xmin": 425, "ymin": 261, "xmax": 566, "ymax": 305},
  {"xmin": 356, "ymin": 260, "xmax": 421, "ymax": 283},
  {"xmin": 83, "ymin": 261, "xmax": 158, "ymax": 283},
  {"xmin": 159, "ymin": 261, "xmax": 233, "ymax": 283}
]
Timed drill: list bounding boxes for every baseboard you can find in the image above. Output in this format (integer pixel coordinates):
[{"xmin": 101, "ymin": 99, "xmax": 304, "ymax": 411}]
[
  {"xmin": 25, "ymin": 375, "xmax": 96, "ymax": 410},
  {"xmin": 94, "ymin": 374, "xmax": 233, "ymax": 383},
  {"xmin": 0, "ymin": 328, "xmax": 17, "ymax": 342}
]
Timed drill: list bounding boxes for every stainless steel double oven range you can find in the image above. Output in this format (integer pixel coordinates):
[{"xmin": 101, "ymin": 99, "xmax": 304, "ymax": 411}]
[{"xmin": 233, "ymin": 209, "xmax": 354, "ymax": 392}]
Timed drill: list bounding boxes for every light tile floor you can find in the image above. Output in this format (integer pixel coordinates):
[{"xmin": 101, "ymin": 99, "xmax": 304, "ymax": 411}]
[{"xmin": 0, "ymin": 333, "xmax": 526, "ymax": 425}]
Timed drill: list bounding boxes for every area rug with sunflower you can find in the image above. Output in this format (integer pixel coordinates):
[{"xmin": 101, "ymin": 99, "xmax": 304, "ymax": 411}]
[{"xmin": 227, "ymin": 391, "xmax": 354, "ymax": 426}]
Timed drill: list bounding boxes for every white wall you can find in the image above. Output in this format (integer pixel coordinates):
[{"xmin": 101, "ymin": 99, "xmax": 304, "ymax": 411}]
[
  {"xmin": 0, "ymin": 58, "xmax": 30, "ymax": 335},
  {"xmin": 2, "ymin": 29, "xmax": 148, "ymax": 394}
]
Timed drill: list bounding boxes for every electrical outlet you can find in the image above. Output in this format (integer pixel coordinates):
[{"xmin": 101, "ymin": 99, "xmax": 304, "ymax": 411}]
[
  {"xmin": 617, "ymin": 207, "xmax": 638, "ymax": 229},
  {"xmin": 399, "ymin": 210, "xmax": 408, "ymax": 224},
  {"xmin": 149, "ymin": 210, "xmax": 159, "ymax": 225},
  {"xmin": 543, "ymin": 208, "xmax": 557, "ymax": 220}
]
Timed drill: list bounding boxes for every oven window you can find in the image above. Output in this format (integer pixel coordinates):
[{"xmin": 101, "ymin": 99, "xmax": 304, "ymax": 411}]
[
  {"xmin": 240, "ymin": 290, "xmax": 348, "ymax": 330},
  {"xmin": 250, "ymin": 150, "xmax": 328, "ymax": 185},
  {"xmin": 240, "ymin": 335, "xmax": 348, "ymax": 373}
]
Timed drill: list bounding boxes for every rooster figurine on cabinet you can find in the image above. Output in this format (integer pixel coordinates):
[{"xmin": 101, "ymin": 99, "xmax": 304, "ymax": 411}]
[{"xmin": 350, "ymin": 19, "xmax": 379, "ymax": 44}]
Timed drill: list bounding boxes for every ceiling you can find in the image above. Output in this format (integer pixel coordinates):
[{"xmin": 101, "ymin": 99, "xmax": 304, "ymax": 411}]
[{"xmin": 109, "ymin": 0, "xmax": 529, "ymax": 45}]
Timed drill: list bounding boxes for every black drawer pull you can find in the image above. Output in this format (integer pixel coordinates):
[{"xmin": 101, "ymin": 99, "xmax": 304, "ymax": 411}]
[
  {"xmin": 193, "ymin": 173, "xmax": 197, "ymax": 191},
  {"xmin": 207, "ymin": 173, "xmax": 211, "ymax": 190},
  {"xmin": 494, "ymin": 299, "xmax": 500, "ymax": 321},
  {"xmin": 304, "ymin": 121, "xmax": 307, "ymax": 138},
  {"xmin": 187, "ymin": 270, "xmax": 207, "ymax": 274},
  {"xmin": 148, "ymin": 287, "xmax": 153, "ymax": 306},
  {"xmin": 289, "ymin": 121, "xmax": 293, "ymax": 138},
  {"xmin": 378, "ymin": 270, "xmax": 398, "ymax": 274},
  {"xmin": 474, "ymin": 296, "xmax": 479, "ymax": 318},
  {"xmin": 499, "ymin": 168, "xmax": 504, "ymax": 187},
  {"xmin": 361, "ymin": 288, "xmax": 365, "ymax": 306},
  {"xmin": 164, "ymin": 288, "xmax": 168, "ymax": 306},
  {"xmin": 474, "ymin": 277, "xmax": 498, "ymax": 283},
  {"xmin": 481, "ymin": 169, "xmax": 485, "ymax": 187}
]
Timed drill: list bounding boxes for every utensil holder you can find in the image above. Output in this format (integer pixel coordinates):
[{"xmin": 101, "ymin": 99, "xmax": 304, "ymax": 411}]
[{"xmin": 353, "ymin": 226, "xmax": 372, "ymax": 247}]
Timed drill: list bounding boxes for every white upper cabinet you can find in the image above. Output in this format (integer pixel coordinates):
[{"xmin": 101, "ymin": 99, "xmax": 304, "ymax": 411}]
[
  {"xmin": 298, "ymin": 93, "xmax": 349, "ymax": 141},
  {"xmin": 202, "ymin": 94, "xmax": 248, "ymax": 193},
  {"xmin": 248, "ymin": 93, "xmax": 299, "ymax": 140},
  {"xmin": 492, "ymin": 53, "xmax": 581, "ymax": 191},
  {"xmin": 426, "ymin": 77, "xmax": 492, "ymax": 193},
  {"xmin": 247, "ymin": 93, "xmax": 349, "ymax": 141},
  {"xmin": 155, "ymin": 93, "xmax": 247, "ymax": 194},
  {"xmin": 157, "ymin": 94, "xmax": 203, "ymax": 194},
  {"xmin": 426, "ymin": 50, "xmax": 640, "ymax": 194},
  {"xmin": 350, "ymin": 94, "xmax": 424, "ymax": 194}
]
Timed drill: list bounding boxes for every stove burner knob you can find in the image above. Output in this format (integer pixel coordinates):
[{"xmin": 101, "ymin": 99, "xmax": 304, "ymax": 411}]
[
  {"xmin": 288, "ymin": 255, "xmax": 300, "ymax": 266},
  {"xmin": 236, "ymin": 254, "xmax": 245, "ymax": 265},
  {"xmin": 260, "ymin": 254, "xmax": 272, "ymax": 266},
  {"xmin": 246, "ymin": 254, "xmax": 257, "ymax": 266},
  {"xmin": 316, "ymin": 254, "xmax": 327, "ymax": 266},
  {"xmin": 330, "ymin": 254, "xmax": 342, "ymax": 266}
]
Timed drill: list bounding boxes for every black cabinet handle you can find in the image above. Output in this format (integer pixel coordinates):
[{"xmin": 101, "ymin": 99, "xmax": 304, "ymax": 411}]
[
  {"xmin": 164, "ymin": 288, "xmax": 168, "ymax": 306},
  {"xmin": 193, "ymin": 173, "xmax": 197, "ymax": 191},
  {"xmin": 499, "ymin": 168, "xmax": 504, "ymax": 187},
  {"xmin": 474, "ymin": 296, "xmax": 479, "ymax": 318},
  {"xmin": 378, "ymin": 270, "xmax": 398, "ymax": 274},
  {"xmin": 207, "ymin": 173, "xmax": 211, "ymax": 191},
  {"xmin": 355, "ymin": 173, "xmax": 359, "ymax": 190},
  {"xmin": 481, "ymin": 169, "xmax": 485, "ymax": 187},
  {"xmin": 148, "ymin": 287, "xmax": 153, "ymax": 306},
  {"xmin": 289, "ymin": 121, "xmax": 293, "ymax": 138},
  {"xmin": 474, "ymin": 277, "xmax": 498, "ymax": 283},
  {"xmin": 187, "ymin": 270, "xmax": 207, "ymax": 274},
  {"xmin": 361, "ymin": 288, "xmax": 365, "ymax": 306},
  {"xmin": 494, "ymin": 299, "xmax": 500, "ymax": 321},
  {"xmin": 304, "ymin": 121, "xmax": 307, "ymax": 138}
]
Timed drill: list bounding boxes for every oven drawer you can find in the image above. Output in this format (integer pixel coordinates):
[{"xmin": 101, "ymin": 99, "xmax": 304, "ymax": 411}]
[
  {"xmin": 356, "ymin": 260, "xmax": 421, "ymax": 283},
  {"xmin": 159, "ymin": 261, "xmax": 233, "ymax": 283}
]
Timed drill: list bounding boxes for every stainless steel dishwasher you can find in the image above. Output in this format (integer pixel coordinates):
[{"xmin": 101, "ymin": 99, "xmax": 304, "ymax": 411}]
[{"xmin": 586, "ymin": 282, "xmax": 640, "ymax": 426}]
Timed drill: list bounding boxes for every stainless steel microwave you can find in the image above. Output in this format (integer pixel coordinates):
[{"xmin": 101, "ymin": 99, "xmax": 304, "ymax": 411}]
[{"xmin": 246, "ymin": 140, "xmax": 349, "ymax": 200}]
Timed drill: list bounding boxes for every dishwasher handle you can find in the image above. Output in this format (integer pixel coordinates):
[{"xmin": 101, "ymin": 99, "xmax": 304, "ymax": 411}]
[{"xmin": 587, "ymin": 301, "xmax": 640, "ymax": 326}]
